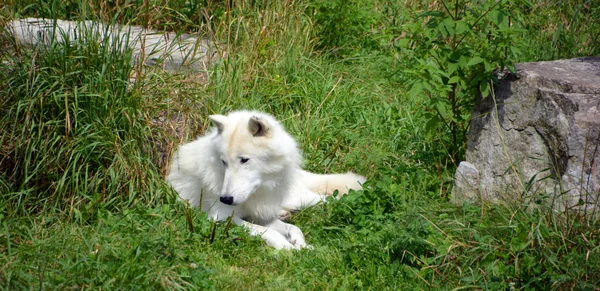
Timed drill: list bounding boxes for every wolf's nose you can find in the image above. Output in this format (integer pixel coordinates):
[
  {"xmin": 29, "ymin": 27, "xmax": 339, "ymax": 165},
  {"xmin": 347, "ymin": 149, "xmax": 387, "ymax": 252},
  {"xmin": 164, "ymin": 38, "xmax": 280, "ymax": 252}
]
[{"xmin": 220, "ymin": 196, "xmax": 234, "ymax": 205}]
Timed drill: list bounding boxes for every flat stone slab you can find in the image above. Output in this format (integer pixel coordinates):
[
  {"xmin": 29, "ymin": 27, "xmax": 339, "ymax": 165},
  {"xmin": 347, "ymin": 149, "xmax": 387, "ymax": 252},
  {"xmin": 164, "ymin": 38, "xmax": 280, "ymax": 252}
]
[
  {"xmin": 7, "ymin": 18, "xmax": 220, "ymax": 73},
  {"xmin": 452, "ymin": 57, "xmax": 600, "ymax": 210}
]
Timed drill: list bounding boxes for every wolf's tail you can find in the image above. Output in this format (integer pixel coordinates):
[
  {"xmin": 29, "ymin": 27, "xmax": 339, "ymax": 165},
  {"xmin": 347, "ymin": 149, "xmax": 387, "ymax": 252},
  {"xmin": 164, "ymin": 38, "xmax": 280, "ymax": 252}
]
[{"xmin": 300, "ymin": 170, "xmax": 366, "ymax": 196}]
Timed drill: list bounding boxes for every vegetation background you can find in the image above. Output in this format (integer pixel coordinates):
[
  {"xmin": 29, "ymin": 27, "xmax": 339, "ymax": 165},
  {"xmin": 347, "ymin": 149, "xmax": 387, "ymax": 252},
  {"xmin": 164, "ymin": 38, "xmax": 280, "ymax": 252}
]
[{"xmin": 1, "ymin": 0, "xmax": 599, "ymax": 289}]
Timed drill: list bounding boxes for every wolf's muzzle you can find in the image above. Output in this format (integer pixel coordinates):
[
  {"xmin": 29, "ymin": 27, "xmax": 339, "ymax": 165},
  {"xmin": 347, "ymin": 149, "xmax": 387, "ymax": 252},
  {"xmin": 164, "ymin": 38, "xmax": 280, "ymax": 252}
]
[{"xmin": 220, "ymin": 196, "xmax": 234, "ymax": 205}]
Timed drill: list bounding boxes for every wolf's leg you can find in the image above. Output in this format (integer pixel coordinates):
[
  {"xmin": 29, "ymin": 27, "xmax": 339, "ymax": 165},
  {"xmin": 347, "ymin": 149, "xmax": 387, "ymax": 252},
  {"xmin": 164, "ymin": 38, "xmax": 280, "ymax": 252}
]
[
  {"xmin": 281, "ymin": 186, "xmax": 326, "ymax": 212},
  {"xmin": 232, "ymin": 217, "xmax": 302, "ymax": 250},
  {"xmin": 279, "ymin": 188, "xmax": 325, "ymax": 221}
]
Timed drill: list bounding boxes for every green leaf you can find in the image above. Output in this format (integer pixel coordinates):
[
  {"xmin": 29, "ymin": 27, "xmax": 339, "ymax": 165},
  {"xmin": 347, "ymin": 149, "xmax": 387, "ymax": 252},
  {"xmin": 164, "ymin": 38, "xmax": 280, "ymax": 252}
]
[
  {"xmin": 455, "ymin": 20, "xmax": 470, "ymax": 35},
  {"xmin": 435, "ymin": 101, "xmax": 450, "ymax": 119},
  {"xmin": 448, "ymin": 51, "xmax": 462, "ymax": 63},
  {"xmin": 408, "ymin": 82, "xmax": 423, "ymax": 98},
  {"xmin": 510, "ymin": 45, "xmax": 522, "ymax": 57},
  {"xmin": 438, "ymin": 17, "xmax": 455, "ymax": 37},
  {"xmin": 396, "ymin": 38, "xmax": 411, "ymax": 48},
  {"xmin": 447, "ymin": 62, "xmax": 459, "ymax": 76},
  {"xmin": 448, "ymin": 76, "xmax": 461, "ymax": 84},
  {"xmin": 484, "ymin": 61, "xmax": 494, "ymax": 72},
  {"xmin": 480, "ymin": 81, "xmax": 491, "ymax": 98},
  {"xmin": 430, "ymin": 72, "xmax": 444, "ymax": 84},
  {"xmin": 422, "ymin": 81, "xmax": 433, "ymax": 93},
  {"xmin": 424, "ymin": 115, "xmax": 440, "ymax": 140},
  {"xmin": 467, "ymin": 57, "xmax": 484, "ymax": 67},
  {"xmin": 457, "ymin": 56, "xmax": 468, "ymax": 68}
]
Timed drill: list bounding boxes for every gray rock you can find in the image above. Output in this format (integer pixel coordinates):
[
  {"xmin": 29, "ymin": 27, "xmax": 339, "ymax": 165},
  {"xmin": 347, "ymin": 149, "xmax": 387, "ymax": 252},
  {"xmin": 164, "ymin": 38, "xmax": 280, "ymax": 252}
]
[
  {"xmin": 7, "ymin": 18, "xmax": 221, "ymax": 73},
  {"xmin": 451, "ymin": 161, "xmax": 480, "ymax": 204},
  {"xmin": 452, "ymin": 57, "xmax": 600, "ymax": 210}
]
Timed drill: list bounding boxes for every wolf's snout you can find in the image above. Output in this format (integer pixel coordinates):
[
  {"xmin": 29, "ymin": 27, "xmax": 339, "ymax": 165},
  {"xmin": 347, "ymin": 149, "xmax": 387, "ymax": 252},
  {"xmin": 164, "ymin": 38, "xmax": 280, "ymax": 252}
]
[{"xmin": 220, "ymin": 196, "xmax": 234, "ymax": 205}]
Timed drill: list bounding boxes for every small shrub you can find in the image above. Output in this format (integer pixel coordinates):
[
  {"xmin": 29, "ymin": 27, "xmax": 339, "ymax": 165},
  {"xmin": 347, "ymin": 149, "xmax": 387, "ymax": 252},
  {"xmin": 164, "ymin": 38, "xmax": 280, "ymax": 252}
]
[{"xmin": 399, "ymin": 0, "xmax": 526, "ymax": 161}]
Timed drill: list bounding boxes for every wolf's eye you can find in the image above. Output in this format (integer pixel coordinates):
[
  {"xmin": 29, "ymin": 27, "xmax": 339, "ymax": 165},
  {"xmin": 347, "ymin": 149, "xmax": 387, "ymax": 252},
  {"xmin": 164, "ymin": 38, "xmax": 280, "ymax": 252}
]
[
  {"xmin": 240, "ymin": 157, "xmax": 249, "ymax": 164},
  {"xmin": 221, "ymin": 159, "xmax": 227, "ymax": 166}
]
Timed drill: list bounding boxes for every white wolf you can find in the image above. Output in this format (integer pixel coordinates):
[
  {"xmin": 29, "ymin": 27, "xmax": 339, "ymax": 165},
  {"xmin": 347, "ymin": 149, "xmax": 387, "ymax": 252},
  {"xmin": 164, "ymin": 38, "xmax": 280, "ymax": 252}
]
[{"xmin": 166, "ymin": 110, "xmax": 365, "ymax": 249}]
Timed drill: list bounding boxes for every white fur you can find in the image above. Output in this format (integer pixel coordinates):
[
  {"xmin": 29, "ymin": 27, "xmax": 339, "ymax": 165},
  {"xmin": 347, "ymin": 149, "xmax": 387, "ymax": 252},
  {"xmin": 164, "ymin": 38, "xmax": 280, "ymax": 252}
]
[{"xmin": 166, "ymin": 110, "xmax": 365, "ymax": 249}]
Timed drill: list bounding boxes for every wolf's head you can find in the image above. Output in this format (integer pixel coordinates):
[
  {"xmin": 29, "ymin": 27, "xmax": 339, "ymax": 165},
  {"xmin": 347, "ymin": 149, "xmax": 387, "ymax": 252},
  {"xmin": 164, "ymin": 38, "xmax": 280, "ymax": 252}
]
[{"xmin": 209, "ymin": 111, "xmax": 299, "ymax": 206}]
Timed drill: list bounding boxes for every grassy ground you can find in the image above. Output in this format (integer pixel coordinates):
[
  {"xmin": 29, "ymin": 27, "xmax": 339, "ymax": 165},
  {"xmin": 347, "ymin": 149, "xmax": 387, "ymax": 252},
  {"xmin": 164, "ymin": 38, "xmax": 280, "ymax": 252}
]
[{"xmin": 1, "ymin": 0, "xmax": 600, "ymax": 289}]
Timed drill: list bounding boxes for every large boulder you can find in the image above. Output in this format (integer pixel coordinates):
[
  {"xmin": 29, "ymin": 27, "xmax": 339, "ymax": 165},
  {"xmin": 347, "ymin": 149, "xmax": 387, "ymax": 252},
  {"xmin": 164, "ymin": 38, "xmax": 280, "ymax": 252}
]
[
  {"xmin": 452, "ymin": 57, "xmax": 600, "ymax": 210},
  {"xmin": 7, "ymin": 18, "xmax": 221, "ymax": 73}
]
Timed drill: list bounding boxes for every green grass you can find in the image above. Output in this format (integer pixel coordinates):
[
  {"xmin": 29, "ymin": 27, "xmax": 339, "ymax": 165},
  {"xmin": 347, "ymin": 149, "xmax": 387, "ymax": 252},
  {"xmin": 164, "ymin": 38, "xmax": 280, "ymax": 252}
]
[{"xmin": 1, "ymin": 0, "xmax": 600, "ymax": 289}]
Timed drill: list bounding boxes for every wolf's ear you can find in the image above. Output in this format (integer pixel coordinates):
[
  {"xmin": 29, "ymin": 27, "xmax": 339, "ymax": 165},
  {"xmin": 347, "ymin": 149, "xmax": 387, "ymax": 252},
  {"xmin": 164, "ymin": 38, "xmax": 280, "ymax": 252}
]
[
  {"xmin": 209, "ymin": 114, "xmax": 227, "ymax": 134},
  {"xmin": 248, "ymin": 116, "xmax": 270, "ymax": 137}
]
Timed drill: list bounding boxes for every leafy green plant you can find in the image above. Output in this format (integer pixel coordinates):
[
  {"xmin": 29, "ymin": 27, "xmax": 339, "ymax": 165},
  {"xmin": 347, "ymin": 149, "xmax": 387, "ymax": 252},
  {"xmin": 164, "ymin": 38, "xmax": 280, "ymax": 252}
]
[{"xmin": 399, "ymin": 0, "xmax": 525, "ymax": 161}]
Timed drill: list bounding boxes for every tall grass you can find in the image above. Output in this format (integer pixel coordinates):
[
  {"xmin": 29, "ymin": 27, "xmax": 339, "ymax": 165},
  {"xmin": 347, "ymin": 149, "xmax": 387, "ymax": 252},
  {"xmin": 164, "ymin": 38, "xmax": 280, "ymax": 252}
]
[{"xmin": 0, "ymin": 18, "xmax": 175, "ymax": 217}]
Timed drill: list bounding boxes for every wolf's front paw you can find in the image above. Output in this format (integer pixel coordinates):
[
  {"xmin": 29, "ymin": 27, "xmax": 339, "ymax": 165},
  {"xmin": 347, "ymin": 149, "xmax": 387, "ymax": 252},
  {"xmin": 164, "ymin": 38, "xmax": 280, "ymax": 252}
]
[
  {"xmin": 286, "ymin": 225, "xmax": 307, "ymax": 249},
  {"xmin": 275, "ymin": 234, "xmax": 308, "ymax": 250},
  {"xmin": 268, "ymin": 237, "xmax": 296, "ymax": 250},
  {"xmin": 289, "ymin": 237, "xmax": 307, "ymax": 249}
]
